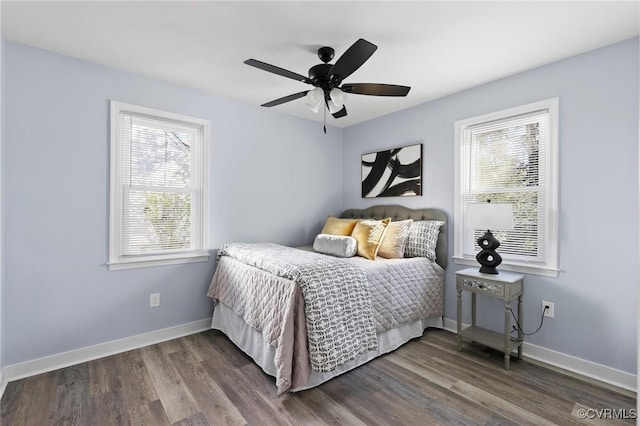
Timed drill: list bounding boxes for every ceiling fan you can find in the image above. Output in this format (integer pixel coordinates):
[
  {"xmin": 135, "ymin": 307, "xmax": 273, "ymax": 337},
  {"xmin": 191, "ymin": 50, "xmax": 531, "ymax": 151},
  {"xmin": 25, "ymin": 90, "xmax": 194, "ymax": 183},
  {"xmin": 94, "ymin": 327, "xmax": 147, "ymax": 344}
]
[{"xmin": 244, "ymin": 38, "xmax": 411, "ymax": 132}]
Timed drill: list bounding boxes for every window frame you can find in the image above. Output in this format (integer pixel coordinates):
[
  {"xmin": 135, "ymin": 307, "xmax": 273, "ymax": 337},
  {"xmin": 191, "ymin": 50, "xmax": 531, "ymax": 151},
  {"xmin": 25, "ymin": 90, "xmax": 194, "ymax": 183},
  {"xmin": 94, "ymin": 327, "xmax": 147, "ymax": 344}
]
[
  {"xmin": 453, "ymin": 98, "xmax": 559, "ymax": 277},
  {"xmin": 108, "ymin": 101, "xmax": 209, "ymax": 271}
]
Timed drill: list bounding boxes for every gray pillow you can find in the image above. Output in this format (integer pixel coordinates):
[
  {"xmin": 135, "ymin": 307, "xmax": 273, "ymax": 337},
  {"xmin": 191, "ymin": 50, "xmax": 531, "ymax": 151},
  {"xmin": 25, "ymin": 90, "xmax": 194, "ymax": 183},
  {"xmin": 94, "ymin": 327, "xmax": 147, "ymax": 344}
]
[
  {"xmin": 313, "ymin": 234, "xmax": 358, "ymax": 258},
  {"xmin": 404, "ymin": 220, "xmax": 444, "ymax": 261}
]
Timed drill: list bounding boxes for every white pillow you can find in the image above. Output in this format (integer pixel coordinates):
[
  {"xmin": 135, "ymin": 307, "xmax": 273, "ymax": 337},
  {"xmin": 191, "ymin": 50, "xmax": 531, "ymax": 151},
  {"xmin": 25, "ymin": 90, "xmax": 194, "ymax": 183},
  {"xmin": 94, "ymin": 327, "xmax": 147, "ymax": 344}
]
[{"xmin": 313, "ymin": 234, "xmax": 358, "ymax": 258}]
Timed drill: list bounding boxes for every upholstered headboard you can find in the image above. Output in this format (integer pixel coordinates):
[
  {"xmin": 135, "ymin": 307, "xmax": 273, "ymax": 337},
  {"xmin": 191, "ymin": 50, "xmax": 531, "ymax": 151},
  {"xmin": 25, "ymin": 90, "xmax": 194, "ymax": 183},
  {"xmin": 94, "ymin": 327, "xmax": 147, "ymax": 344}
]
[{"xmin": 340, "ymin": 205, "xmax": 448, "ymax": 269}]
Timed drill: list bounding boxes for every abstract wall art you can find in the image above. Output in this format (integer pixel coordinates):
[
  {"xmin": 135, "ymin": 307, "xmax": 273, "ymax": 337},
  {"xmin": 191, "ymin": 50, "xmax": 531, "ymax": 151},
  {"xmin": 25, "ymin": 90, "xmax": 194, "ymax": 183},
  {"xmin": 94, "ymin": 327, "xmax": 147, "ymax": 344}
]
[{"xmin": 361, "ymin": 143, "xmax": 422, "ymax": 198}]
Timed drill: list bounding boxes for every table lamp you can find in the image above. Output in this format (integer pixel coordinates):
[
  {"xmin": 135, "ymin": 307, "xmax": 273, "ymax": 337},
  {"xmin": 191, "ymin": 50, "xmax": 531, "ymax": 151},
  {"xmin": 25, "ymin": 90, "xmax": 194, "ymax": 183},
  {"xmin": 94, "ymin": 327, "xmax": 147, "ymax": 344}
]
[{"xmin": 467, "ymin": 201, "xmax": 514, "ymax": 274}]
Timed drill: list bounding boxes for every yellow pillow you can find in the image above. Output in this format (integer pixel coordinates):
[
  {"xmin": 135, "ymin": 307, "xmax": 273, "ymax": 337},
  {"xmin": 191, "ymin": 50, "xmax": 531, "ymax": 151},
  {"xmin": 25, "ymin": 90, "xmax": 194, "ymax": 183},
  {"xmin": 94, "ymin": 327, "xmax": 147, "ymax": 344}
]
[
  {"xmin": 320, "ymin": 217, "xmax": 359, "ymax": 236},
  {"xmin": 351, "ymin": 218, "xmax": 391, "ymax": 260},
  {"xmin": 378, "ymin": 219, "xmax": 413, "ymax": 259}
]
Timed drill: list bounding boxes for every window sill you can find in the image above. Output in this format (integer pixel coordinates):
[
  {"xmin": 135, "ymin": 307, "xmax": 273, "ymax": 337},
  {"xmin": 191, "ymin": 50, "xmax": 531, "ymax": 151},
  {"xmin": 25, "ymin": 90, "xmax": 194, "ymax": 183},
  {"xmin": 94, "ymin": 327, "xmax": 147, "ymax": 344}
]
[
  {"xmin": 452, "ymin": 257, "xmax": 559, "ymax": 278},
  {"xmin": 108, "ymin": 253, "xmax": 210, "ymax": 271}
]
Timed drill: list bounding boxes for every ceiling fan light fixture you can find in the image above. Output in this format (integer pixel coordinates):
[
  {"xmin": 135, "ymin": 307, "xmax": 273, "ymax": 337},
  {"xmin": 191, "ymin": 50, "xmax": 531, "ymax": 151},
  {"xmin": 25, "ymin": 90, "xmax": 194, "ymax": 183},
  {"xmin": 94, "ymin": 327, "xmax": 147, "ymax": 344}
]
[
  {"xmin": 327, "ymin": 99, "xmax": 343, "ymax": 114},
  {"xmin": 329, "ymin": 88, "xmax": 347, "ymax": 107},
  {"xmin": 306, "ymin": 100, "xmax": 321, "ymax": 114},
  {"xmin": 306, "ymin": 87, "xmax": 324, "ymax": 113},
  {"xmin": 306, "ymin": 87, "xmax": 323, "ymax": 104}
]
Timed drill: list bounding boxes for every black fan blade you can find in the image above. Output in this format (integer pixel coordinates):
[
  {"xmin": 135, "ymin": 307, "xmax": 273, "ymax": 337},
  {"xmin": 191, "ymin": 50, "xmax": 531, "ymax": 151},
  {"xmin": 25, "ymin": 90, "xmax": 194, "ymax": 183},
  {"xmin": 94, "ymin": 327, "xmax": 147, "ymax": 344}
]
[
  {"xmin": 341, "ymin": 83, "xmax": 410, "ymax": 97},
  {"xmin": 329, "ymin": 39, "xmax": 377, "ymax": 83},
  {"xmin": 261, "ymin": 91, "xmax": 309, "ymax": 107},
  {"xmin": 332, "ymin": 105, "xmax": 347, "ymax": 119},
  {"xmin": 244, "ymin": 59, "xmax": 313, "ymax": 84}
]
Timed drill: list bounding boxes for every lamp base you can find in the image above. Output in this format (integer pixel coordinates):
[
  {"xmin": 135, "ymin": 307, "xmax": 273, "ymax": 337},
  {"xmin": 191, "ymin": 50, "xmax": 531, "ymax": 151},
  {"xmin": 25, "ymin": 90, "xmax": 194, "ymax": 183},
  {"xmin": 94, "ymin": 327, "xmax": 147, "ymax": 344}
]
[
  {"xmin": 476, "ymin": 230, "xmax": 503, "ymax": 275},
  {"xmin": 478, "ymin": 265, "xmax": 500, "ymax": 275}
]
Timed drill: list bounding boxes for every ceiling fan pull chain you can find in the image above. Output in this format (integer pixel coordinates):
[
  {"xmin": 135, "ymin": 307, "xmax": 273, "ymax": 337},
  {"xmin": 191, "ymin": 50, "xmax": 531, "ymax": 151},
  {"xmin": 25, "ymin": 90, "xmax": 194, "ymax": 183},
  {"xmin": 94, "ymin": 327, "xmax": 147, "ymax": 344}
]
[{"xmin": 323, "ymin": 105, "xmax": 327, "ymax": 134}]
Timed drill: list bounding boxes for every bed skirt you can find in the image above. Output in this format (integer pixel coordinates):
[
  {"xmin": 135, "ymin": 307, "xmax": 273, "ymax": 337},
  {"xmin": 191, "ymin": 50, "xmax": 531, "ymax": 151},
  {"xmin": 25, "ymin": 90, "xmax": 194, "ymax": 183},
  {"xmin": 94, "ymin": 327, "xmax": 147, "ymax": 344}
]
[{"xmin": 211, "ymin": 302, "xmax": 443, "ymax": 392}]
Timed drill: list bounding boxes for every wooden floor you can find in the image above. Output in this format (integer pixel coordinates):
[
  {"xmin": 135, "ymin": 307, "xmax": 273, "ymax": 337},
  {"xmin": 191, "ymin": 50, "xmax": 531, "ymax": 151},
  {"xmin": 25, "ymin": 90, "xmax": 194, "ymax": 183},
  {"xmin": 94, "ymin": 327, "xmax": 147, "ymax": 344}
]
[{"xmin": 1, "ymin": 329, "xmax": 635, "ymax": 425}]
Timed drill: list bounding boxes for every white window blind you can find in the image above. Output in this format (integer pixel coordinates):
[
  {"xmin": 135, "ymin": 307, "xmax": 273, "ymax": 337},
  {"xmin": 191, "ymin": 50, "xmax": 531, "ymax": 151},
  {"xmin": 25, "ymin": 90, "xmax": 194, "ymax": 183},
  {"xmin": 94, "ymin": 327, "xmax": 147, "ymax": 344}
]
[
  {"xmin": 454, "ymin": 98, "xmax": 558, "ymax": 276},
  {"xmin": 109, "ymin": 102, "xmax": 209, "ymax": 270}
]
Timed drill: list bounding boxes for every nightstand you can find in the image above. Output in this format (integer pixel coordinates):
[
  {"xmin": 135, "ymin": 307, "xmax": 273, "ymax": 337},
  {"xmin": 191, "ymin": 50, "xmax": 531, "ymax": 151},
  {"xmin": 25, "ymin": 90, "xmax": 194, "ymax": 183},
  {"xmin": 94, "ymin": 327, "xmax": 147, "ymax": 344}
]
[{"xmin": 456, "ymin": 267, "xmax": 524, "ymax": 369}]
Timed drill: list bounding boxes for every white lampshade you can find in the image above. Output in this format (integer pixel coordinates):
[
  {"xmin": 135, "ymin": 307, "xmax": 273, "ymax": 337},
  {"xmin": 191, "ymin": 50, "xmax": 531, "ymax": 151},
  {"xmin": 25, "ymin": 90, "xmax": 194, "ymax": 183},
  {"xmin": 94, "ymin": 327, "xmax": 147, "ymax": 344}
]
[
  {"xmin": 329, "ymin": 88, "xmax": 347, "ymax": 107},
  {"xmin": 306, "ymin": 87, "xmax": 323, "ymax": 103},
  {"xmin": 467, "ymin": 203, "xmax": 514, "ymax": 231},
  {"xmin": 306, "ymin": 87, "xmax": 323, "ymax": 113},
  {"xmin": 306, "ymin": 100, "xmax": 321, "ymax": 113},
  {"xmin": 327, "ymin": 99, "xmax": 343, "ymax": 114}
]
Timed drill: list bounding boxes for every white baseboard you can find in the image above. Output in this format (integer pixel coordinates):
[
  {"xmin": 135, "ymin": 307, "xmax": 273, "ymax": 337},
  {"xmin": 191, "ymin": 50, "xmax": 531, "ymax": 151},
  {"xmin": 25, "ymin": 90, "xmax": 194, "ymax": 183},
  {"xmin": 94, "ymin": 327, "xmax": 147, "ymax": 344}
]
[
  {"xmin": 3, "ymin": 318, "xmax": 212, "ymax": 386},
  {"xmin": 442, "ymin": 318, "xmax": 637, "ymax": 392}
]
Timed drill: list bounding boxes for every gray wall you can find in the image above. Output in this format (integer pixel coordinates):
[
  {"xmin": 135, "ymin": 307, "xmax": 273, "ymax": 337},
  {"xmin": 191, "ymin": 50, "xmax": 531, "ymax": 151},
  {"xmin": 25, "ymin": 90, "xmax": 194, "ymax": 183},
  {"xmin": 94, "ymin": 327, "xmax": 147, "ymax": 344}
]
[
  {"xmin": 2, "ymin": 41, "xmax": 343, "ymax": 365},
  {"xmin": 343, "ymin": 38, "xmax": 639, "ymax": 374}
]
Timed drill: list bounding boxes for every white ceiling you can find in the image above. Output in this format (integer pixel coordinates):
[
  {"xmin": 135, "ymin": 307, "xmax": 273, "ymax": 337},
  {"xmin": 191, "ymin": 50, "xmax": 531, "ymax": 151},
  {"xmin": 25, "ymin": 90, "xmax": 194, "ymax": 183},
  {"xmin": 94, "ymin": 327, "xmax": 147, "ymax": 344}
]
[{"xmin": 2, "ymin": 1, "xmax": 639, "ymax": 128}]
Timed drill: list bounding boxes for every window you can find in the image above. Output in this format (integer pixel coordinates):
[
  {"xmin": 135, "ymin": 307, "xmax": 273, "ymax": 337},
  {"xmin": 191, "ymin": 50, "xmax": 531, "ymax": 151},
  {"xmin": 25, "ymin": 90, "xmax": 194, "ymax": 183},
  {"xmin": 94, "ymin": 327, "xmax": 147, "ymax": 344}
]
[
  {"xmin": 454, "ymin": 98, "xmax": 559, "ymax": 277},
  {"xmin": 109, "ymin": 101, "xmax": 209, "ymax": 270}
]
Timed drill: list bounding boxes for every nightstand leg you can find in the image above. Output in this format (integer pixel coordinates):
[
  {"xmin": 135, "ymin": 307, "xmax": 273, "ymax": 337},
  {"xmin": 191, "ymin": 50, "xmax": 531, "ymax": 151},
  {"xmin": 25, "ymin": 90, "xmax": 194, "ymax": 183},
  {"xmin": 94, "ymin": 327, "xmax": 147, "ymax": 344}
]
[
  {"xmin": 504, "ymin": 301, "xmax": 511, "ymax": 370},
  {"xmin": 471, "ymin": 293, "xmax": 477, "ymax": 327},
  {"xmin": 457, "ymin": 290, "xmax": 462, "ymax": 351},
  {"xmin": 517, "ymin": 294, "xmax": 523, "ymax": 359}
]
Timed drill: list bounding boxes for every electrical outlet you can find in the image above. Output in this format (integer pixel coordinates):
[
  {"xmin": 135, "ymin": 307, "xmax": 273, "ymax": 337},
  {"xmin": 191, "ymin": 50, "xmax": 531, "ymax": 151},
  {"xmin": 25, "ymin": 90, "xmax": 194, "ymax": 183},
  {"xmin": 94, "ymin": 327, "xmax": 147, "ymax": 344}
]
[
  {"xmin": 542, "ymin": 301, "xmax": 554, "ymax": 318},
  {"xmin": 150, "ymin": 293, "xmax": 160, "ymax": 307}
]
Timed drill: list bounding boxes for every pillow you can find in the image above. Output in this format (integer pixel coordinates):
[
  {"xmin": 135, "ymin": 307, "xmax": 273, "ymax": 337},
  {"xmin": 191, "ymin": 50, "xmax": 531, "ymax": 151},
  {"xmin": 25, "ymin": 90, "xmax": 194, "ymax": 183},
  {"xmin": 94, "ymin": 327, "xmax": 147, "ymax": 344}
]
[
  {"xmin": 377, "ymin": 219, "xmax": 413, "ymax": 259},
  {"xmin": 404, "ymin": 220, "xmax": 445, "ymax": 261},
  {"xmin": 313, "ymin": 234, "xmax": 358, "ymax": 258},
  {"xmin": 320, "ymin": 216, "xmax": 359, "ymax": 236},
  {"xmin": 351, "ymin": 218, "xmax": 391, "ymax": 260}
]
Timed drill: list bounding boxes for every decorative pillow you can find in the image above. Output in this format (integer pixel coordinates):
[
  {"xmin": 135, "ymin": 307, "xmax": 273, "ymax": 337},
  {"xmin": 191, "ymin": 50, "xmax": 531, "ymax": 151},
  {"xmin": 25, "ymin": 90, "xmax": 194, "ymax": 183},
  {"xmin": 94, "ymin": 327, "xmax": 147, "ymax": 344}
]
[
  {"xmin": 404, "ymin": 220, "xmax": 445, "ymax": 261},
  {"xmin": 313, "ymin": 234, "xmax": 358, "ymax": 258},
  {"xmin": 320, "ymin": 216, "xmax": 359, "ymax": 236},
  {"xmin": 377, "ymin": 219, "xmax": 413, "ymax": 259},
  {"xmin": 351, "ymin": 218, "xmax": 391, "ymax": 260}
]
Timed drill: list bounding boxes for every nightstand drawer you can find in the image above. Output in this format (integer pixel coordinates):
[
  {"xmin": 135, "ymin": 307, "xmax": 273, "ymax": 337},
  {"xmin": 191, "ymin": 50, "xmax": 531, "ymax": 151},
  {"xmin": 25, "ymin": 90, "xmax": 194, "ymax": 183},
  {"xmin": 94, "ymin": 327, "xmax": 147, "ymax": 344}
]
[{"xmin": 461, "ymin": 278, "xmax": 504, "ymax": 297}]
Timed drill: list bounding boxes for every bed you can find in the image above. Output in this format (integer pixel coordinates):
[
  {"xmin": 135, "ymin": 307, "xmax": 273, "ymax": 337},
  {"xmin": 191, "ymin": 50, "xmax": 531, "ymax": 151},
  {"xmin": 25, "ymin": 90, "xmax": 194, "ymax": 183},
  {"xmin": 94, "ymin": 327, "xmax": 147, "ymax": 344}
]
[{"xmin": 207, "ymin": 205, "xmax": 447, "ymax": 395}]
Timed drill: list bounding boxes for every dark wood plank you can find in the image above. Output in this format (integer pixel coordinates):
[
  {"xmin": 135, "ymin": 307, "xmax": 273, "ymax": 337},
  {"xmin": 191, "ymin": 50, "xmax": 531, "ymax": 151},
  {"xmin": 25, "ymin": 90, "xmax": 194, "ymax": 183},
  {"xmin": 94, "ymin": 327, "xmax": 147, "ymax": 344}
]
[
  {"xmin": 139, "ymin": 344, "xmax": 200, "ymax": 424},
  {"xmin": 88, "ymin": 355, "xmax": 122, "ymax": 396},
  {"xmin": 7, "ymin": 372, "xmax": 59, "ymax": 426},
  {"xmin": 181, "ymin": 333, "xmax": 215, "ymax": 362},
  {"xmin": 291, "ymin": 389, "xmax": 368, "ymax": 426},
  {"xmin": 172, "ymin": 411, "xmax": 209, "ymax": 426},
  {"xmin": 371, "ymin": 355, "xmax": 494, "ymax": 425},
  {"xmin": 90, "ymin": 389, "xmax": 130, "ymax": 426},
  {"xmin": 113, "ymin": 349, "xmax": 160, "ymax": 410},
  {"xmin": 128, "ymin": 399, "xmax": 171, "ymax": 426},
  {"xmin": 315, "ymin": 367, "xmax": 398, "ymax": 425},
  {"xmin": 168, "ymin": 344, "xmax": 246, "ymax": 425},
  {"xmin": 235, "ymin": 360, "xmax": 346, "ymax": 425},
  {"xmin": 200, "ymin": 349, "xmax": 290, "ymax": 425},
  {"xmin": 0, "ymin": 379, "xmax": 24, "ymax": 425},
  {"xmin": 50, "ymin": 364, "xmax": 91, "ymax": 425}
]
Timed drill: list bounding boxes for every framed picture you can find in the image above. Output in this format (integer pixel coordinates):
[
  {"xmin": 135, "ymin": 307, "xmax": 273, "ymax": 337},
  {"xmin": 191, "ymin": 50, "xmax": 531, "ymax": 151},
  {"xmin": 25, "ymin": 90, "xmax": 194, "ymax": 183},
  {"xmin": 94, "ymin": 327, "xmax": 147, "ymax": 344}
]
[{"xmin": 361, "ymin": 143, "xmax": 422, "ymax": 198}]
